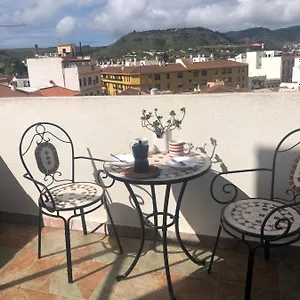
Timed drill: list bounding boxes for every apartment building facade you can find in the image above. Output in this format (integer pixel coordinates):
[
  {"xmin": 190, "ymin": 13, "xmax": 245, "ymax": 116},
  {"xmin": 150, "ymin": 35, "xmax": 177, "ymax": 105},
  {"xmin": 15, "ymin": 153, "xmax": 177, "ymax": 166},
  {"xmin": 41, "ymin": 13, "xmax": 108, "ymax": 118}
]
[
  {"xmin": 27, "ymin": 45, "xmax": 102, "ymax": 96},
  {"xmin": 230, "ymin": 50, "xmax": 294, "ymax": 88},
  {"xmin": 101, "ymin": 60, "xmax": 248, "ymax": 95}
]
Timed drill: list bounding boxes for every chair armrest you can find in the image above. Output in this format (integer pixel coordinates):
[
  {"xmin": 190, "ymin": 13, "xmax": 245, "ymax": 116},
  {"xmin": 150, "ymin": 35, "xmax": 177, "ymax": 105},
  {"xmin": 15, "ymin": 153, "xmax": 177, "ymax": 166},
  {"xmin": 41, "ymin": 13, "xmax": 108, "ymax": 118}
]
[
  {"xmin": 210, "ymin": 168, "xmax": 272, "ymax": 204},
  {"xmin": 261, "ymin": 201, "xmax": 300, "ymax": 244},
  {"xmin": 23, "ymin": 173, "xmax": 56, "ymax": 211},
  {"xmin": 74, "ymin": 156, "xmax": 106, "ymax": 162}
]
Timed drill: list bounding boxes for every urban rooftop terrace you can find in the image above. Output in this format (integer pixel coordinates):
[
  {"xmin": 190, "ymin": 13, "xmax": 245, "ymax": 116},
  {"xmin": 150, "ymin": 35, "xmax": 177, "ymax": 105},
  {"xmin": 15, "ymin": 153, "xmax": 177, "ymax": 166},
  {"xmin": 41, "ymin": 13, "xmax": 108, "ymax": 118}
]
[{"xmin": 1, "ymin": 92, "xmax": 300, "ymax": 299}]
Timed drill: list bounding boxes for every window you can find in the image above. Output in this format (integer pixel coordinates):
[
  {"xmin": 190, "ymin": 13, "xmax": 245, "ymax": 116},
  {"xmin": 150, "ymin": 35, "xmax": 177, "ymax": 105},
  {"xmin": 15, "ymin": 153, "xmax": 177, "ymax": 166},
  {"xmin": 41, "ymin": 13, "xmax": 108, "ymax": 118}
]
[
  {"xmin": 228, "ymin": 77, "xmax": 232, "ymax": 83},
  {"xmin": 167, "ymin": 73, "xmax": 170, "ymax": 80},
  {"xmin": 155, "ymin": 84, "xmax": 161, "ymax": 89},
  {"xmin": 222, "ymin": 68, "xmax": 226, "ymax": 74},
  {"xmin": 154, "ymin": 74, "xmax": 161, "ymax": 80},
  {"xmin": 193, "ymin": 71, "xmax": 199, "ymax": 77},
  {"xmin": 88, "ymin": 77, "xmax": 92, "ymax": 85},
  {"xmin": 201, "ymin": 80, "xmax": 207, "ymax": 86},
  {"xmin": 83, "ymin": 78, "xmax": 87, "ymax": 86},
  {"xmin": 242, "ymin": 75, "xmax": 245, "ymax": 80},
  {"xmin": 79, "ymin": 79, "xmax": 82, "ymax": 87},
  {"xmin": 167, "ymin": 83, "xmax": 170, "ymax": 89},
  {"xmin": 97, "ymin": 90, "xmax": 101, "ymax": 95},
  {"xmin": 202, "ymin": 70, "xmax": 207, "ymax": 76},
  {"xmin": 178, "ymin": 81, "xmax": 183, "ymax": 87},
  {"xmin": 149, "ymin": 74, "xmax": 152, "ymax": 79},
  {"xmin": 227, "ymin": 68, "xmax": 232, "ymax": 74},
  {"xmin": 237, "ymin": 76, "xmax": 240, "ymax": 81},
  {"xmin": 95, "ymin": 76, "xmax": 99, "ymax": 84},
  {"xmin": 89, "ymin": 92, "xmax": 94, "ymax": 96},
  {"xmin": 178, "ymin": 72, "xmax": 183, "ymax": 78},
  {"xmin": 193, "ymin": 80, "xmax": 199, "ymax": 85},
  {"xmin": 215, "ymin": 69, "xmax": 218, "ymax": 75},
  {"xmin": 242, "ymin": 68, "xmax": 245, "ymax": 73},
  {"xmin": 238, "ymin": 68, "xmax": 241, "ymax": 73}
]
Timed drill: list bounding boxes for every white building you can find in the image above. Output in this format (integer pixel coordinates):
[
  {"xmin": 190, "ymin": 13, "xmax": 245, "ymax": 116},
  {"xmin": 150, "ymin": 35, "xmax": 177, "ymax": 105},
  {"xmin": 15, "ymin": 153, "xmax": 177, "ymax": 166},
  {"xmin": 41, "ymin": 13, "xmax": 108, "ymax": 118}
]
[
  {"xmin": 10, "ymin": 75, "xmax": 30, "ymax": 88},
  {"xmin": 27, "ymin": 45, "xmax": 102, "ymax": 96},
  {"xmin": 99, "ymin": 57, "xmax": 160, "ymax": 68},
  {"xmin": 191, "ymin": 53, "xmax": 214, "ymax": 63},
  {"xmin": 229, "ymin": 51, "xmax": 294, "ymax": 89},
  {"xmin": 292, "ymin": 57, "xmax": 300, "ymax": 83}
]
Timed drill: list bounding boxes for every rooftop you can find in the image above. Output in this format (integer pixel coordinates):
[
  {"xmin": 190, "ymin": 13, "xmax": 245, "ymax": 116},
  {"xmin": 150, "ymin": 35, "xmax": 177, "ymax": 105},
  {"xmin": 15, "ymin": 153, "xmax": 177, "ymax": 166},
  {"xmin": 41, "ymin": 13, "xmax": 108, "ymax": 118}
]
[
  {"xmin": 32, "ymin": 86, "xmax": 80, "ymax": 97},
  {"xmin": 0, "ymin": 85, "xmax": 35, "ymax": 97},
  {"xmin": 0, "ymin": 221, "xmax": 296, "ymax": 300},
  {"xmin": 101, "ymin": 60, "xmax": 248, "ymax": 75}
]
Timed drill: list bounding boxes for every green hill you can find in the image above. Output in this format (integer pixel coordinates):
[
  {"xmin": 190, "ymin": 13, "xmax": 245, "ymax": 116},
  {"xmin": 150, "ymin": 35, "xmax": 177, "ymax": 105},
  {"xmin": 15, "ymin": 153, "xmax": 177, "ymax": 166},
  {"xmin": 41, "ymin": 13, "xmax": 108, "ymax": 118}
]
[
  {"xmin": 226, "ymin": 27, "xmax": 288, "ymax": 49},
  {"xmin": 2, "ymin": 24, "xmax": 300, "ymax": 70}
]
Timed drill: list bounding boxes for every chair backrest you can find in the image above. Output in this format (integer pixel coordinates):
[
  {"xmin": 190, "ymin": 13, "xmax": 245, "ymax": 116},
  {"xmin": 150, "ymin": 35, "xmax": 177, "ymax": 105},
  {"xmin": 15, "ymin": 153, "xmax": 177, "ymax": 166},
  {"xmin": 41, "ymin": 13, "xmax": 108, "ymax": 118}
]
[
  {"xmin": 19, "ymin": 122, "xmax": 75, "ymax": 195},
  {"xmin": 271, "ymin": 128, "xmax": 300, "ymax": 202}
]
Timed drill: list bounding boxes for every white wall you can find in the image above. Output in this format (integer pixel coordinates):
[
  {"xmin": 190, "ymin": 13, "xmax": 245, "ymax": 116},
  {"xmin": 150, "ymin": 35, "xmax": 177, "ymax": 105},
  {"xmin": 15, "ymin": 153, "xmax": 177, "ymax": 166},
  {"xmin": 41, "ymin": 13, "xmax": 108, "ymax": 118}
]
[
  {"xmin": 292, "ymin": 57, "xmax": 300, "ymax": 82},
  {"xmin": 1, "ymin": 93, "xmax": 300, "ymax": 238},
  {"xmin": 261, "ymin": 56, "xmax": 282, "ymax": 79},
  {"xmin": 27, "ymin": 57, "xmax": 65, "ymax": 88},
  {"xmin": 63, "ymin": 67, "xmax": 80, "ymax": 91}
]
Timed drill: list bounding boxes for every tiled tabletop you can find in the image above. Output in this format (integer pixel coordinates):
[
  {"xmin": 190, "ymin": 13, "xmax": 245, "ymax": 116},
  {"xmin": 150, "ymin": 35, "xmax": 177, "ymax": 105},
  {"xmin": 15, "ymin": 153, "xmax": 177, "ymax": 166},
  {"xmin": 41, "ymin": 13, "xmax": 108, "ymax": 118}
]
[{"xmin": 104, "ymin": 152, "xmax": 212, "ymax": 184}]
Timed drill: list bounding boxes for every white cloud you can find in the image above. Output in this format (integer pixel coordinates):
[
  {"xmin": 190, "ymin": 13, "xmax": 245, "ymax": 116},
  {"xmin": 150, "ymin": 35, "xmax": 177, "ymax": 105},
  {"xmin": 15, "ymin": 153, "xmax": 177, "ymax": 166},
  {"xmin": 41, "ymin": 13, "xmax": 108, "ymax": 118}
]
[
  {"xmin": 1, "ymin": 0, "xmax": 300, "ymax": 47},
  {"xmin": 56, "ymin": 16, "xmax": 77, "ymax": 37},
  {"xmin": 91, "ymin": 0, "xmax": 300, "ymax": 35}
]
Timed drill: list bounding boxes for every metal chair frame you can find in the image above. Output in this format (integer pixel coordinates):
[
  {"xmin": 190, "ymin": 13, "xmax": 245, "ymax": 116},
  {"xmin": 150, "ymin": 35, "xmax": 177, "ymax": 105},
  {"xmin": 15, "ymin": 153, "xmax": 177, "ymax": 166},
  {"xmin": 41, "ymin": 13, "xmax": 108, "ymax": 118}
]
[
  {"xmin": 208, "ymin": 128, "xmax": 300, "ymax": 300},
  {"xmin": 19, "ymin": 122, "xmax": 123, "ymax": 283}
]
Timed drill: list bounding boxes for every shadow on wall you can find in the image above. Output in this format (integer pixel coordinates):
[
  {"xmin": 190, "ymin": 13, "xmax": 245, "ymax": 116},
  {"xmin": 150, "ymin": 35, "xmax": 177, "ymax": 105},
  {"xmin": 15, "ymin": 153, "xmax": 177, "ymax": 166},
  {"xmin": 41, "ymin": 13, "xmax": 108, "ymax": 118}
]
[
  {"xmin": 171, "ymin": 138, "xmax": 250, "ymax": 240},
  {"xmin": 0, "ymin": 155, "xmax": 39, "ymax": 270},
  {"xmin": 257, "ymin": 148, "xmax": 300, "ymax": 201},
  {"xmin": 87, "ymin": 148, "xmax": 143, "ymax": 236},
  {"xmin": 0, "ymin": 155, "xmax": 38, "ymax": 218}
]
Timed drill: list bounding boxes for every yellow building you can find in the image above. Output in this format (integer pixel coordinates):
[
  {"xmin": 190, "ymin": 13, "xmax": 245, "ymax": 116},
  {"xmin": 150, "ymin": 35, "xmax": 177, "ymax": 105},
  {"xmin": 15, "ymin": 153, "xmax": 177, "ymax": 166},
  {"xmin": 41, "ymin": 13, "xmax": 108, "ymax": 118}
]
[{"xmin": 101, "ymin": 60, "xmax": 248, "ymax": 95}]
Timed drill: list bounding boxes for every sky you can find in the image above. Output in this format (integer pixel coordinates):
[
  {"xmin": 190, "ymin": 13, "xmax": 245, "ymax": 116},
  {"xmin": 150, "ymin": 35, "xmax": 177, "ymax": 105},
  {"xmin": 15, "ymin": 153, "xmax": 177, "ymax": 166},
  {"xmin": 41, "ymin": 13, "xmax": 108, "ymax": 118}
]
[{"xmin": 0, "ymin": 0, "xmax": 300, "ymax": 48}]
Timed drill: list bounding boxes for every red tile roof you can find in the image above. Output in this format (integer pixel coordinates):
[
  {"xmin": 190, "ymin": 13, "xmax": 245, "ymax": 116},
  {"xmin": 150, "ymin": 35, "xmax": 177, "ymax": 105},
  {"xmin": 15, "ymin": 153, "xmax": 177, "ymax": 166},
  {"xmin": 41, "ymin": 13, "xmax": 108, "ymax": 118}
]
[
  {"xmin": 0, "ymin": 85, "xmax": 36, "ymax": 97},
  {"xmin": 33, "ymin": 86, "xmax": 80, "ymax": 97},
  {"xmin": 0, "ymin": 75, "xmax": 14, "ymax": 85},
  {"xmin": 117, "ymin": 88, "xmax": 150, "ymax": 96}
]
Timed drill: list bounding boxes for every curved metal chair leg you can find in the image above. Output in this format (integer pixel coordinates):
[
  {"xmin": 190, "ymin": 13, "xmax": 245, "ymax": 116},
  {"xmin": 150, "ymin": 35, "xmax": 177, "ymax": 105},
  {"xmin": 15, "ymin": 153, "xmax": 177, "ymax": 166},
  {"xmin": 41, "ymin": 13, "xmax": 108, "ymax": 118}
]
[
  {"xmin": 245, "ymin": 246, "xmax": 256, "ymax": 300},
  {"xmin": 103, "ymin": 196, "xmax": 123, "ymax": 254},
  {"xmin": 80, "ymin": 208, "xmax": 88, "ymax": 235},
  {"xmin": 38, "ymin": 206, "xmax": 43, "ymax": 259},
  {"xmin": 208, "ymin": 225, "xmax": 222, "ymax": 274},
  {"xmin": 64, "ymin": 218, "xmax": 73, "ymax": 283}
]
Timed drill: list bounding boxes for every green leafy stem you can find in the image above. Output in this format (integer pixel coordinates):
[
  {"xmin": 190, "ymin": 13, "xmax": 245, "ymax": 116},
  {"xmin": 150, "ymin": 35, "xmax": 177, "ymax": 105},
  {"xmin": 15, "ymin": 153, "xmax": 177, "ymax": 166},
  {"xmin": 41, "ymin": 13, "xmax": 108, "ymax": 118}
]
[{"xmin": 141, "ymin": 107, "xmax": 186, "ymax": 138}]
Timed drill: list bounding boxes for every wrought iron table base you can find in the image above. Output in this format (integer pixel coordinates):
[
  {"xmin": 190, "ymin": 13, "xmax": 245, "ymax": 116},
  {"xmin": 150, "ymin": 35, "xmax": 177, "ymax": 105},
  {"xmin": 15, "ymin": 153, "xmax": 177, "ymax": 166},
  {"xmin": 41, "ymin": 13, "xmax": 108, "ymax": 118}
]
[{"xmin": 115, "ymin": 181, "xmax": 205, "ymax": 300}]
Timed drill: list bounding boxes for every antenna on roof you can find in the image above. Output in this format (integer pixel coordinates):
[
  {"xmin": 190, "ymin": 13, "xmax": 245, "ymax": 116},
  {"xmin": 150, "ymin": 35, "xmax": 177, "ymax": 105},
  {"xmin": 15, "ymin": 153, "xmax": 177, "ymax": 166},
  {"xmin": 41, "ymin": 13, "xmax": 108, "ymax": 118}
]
[
  {"xmin": 34, "ymin": 44, "xmax": 39, "ymax": 55},
  {"xmin": 79, "ymin": 42, "xmax": 83, "ymax": 57}
]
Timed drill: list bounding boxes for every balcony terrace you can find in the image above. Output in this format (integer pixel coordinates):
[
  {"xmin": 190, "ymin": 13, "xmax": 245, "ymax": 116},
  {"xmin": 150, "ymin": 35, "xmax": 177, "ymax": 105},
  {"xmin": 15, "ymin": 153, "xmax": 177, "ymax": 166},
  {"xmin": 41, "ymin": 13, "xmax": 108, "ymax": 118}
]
[{"xmin": 1, "ymin": 92, "xmax": 300, "ymax": 299}]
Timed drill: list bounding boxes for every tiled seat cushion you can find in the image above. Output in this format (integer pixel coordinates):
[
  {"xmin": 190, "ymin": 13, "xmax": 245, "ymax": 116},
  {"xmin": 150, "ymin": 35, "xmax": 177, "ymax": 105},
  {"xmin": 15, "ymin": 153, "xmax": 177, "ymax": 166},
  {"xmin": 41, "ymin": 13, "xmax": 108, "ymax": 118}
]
[
  {"xmin": 223, "ymin": 199, "xmax": 300, "ymax": 237},
  {"xmin": 48, "ymin": 182, "xmax": 103, "ymax": 210}
]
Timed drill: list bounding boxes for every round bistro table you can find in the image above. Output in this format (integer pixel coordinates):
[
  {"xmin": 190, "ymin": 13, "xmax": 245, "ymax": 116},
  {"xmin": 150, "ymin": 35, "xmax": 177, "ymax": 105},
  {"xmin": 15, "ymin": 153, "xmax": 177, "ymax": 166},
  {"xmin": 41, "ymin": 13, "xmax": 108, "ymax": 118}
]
[{"xmin": 104, "ymin": 152, "xmax": 212, "ymax": 300}]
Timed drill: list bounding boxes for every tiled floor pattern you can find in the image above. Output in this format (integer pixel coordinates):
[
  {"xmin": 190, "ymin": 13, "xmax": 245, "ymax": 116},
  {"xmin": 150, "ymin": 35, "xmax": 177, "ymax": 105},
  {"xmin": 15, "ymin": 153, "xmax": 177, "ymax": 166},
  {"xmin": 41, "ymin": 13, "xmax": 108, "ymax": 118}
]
[{"xmin": 0, "ymin": 221, "xmax": 299, "ymax": 300}]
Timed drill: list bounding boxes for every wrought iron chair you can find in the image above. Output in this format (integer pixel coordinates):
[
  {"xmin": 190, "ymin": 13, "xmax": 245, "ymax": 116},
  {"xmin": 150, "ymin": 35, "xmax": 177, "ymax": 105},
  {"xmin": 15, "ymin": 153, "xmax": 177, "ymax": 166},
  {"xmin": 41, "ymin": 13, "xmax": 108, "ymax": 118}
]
[
  {"xmin": 208, "ymin": 128, "xmax": 300, "ymax": 300},
  {"xmin": 19, "ymin": 122, "xmax": 123, "ymax": 283}
]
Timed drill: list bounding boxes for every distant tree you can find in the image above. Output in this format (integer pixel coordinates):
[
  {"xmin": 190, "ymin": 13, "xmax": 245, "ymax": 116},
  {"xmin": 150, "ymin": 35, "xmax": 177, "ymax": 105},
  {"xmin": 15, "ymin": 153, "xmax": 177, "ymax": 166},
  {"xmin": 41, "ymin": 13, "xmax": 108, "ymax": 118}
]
[{"xmin": 162, "ymin": 52, "xmax": 169, "ymax": 62}]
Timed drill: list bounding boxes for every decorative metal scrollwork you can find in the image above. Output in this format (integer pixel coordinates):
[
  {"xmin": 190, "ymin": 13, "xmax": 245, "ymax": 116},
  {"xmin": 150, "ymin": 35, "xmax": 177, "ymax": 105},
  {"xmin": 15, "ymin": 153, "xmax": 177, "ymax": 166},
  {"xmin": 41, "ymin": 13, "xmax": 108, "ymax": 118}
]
[{"xmin": 97, "ymin": 169, "xmax": 115, "ymax": 189}]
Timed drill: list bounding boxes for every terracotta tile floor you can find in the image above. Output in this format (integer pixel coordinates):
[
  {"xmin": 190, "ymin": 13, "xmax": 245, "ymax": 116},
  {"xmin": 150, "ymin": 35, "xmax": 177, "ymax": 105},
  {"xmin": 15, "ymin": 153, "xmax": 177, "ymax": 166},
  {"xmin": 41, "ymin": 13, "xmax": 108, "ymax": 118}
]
[{"xmin": 0, "ymin": 221, "xmax": 297, "ymax": 300}]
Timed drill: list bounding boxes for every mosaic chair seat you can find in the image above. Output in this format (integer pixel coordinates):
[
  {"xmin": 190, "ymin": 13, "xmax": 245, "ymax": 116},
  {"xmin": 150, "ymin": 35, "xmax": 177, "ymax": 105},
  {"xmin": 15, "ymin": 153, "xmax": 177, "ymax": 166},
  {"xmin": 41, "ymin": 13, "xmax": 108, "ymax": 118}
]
[
  {"xmin": 19, "ymin": 122, "xmax": 123, "ymax": 283},
  {"xmin": 208, "ymin": 128, "xmax": 300, "ymax": 300}
]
